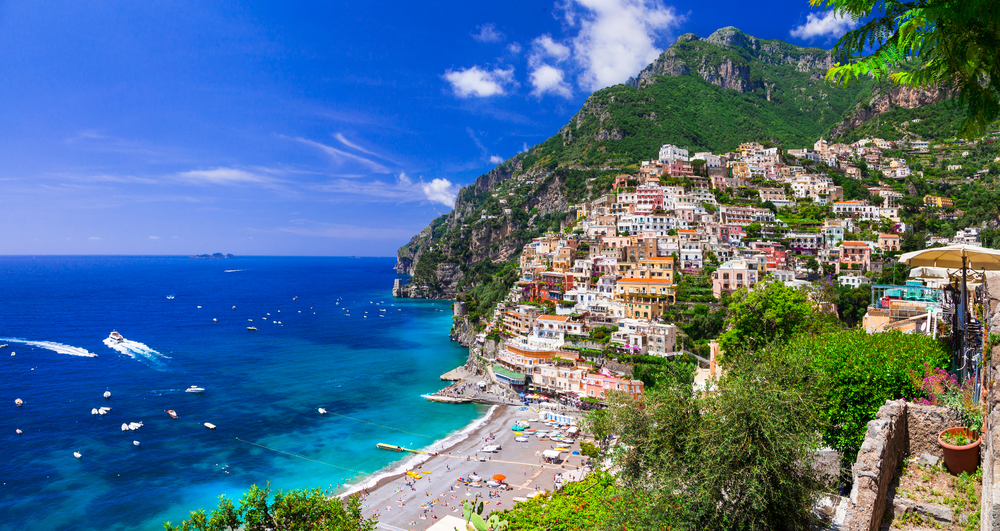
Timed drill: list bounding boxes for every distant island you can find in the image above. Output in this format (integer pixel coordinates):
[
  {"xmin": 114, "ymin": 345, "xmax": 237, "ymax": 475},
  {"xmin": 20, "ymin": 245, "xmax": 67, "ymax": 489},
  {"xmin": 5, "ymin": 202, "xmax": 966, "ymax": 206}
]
[{"xmin": 189, "ymin": 253, "xmax": 236, "ymax": 259}]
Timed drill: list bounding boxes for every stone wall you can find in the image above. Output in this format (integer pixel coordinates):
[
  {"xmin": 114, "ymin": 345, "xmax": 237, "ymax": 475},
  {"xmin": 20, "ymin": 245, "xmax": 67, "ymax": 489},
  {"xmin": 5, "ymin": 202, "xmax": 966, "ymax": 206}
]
[
  {"xmin": 906, "ymin": 402, "xmax": 962, "ymax": 459},
  {"xmin": 842, "ymin": 399, "xmax": 908, "ymax": 531},
  {"xmin": 982, "ymin": 277, "xmax": 1000, "ymax": 530}
]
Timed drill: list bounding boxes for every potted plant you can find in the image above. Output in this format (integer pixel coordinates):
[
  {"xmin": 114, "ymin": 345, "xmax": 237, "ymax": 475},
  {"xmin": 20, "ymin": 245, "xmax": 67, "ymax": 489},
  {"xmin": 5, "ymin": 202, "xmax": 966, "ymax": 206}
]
[{"xmin": 910, "ymin": 363, "xmax": 984, "ymax": 475}]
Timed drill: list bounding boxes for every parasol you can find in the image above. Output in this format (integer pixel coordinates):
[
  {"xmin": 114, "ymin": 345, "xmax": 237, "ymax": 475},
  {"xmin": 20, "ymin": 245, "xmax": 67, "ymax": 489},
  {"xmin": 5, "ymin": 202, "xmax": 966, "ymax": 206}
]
[{"xmin": 492, "ymin": 474, "xmax": 506, "ymax": 481}]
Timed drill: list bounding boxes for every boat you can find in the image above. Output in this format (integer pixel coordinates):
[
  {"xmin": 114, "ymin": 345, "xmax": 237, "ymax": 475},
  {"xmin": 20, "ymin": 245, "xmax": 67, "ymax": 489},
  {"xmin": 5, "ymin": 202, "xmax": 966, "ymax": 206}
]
[
  {"xmin": 213, "ymin": 318, "xmax": 217, "ymax": 322},
  {"xmin": 204, "ymin": 422, "xmax": 216, "ymax": 430},
  {"xmin": 232, "ymin": 306, "xmax": 236, "ymax": 309},
  {"xmin": 185, "ymin": 386, "xmax": 205, "ymax": 393},
  {"xmin": 166, "ymin": 295, "xmax": 175, "ymax": 299},
  {"xmin": 99, "ymin": 407, "xmax": 110, "ymax": 415},
  {"xmin": 121, "ymin": 423, "xmax": 129, "ymax": 431},
  {"xmin": 92, "ymin": 408, "xmax": 99, "ymax": 415},
  {"xmin": 0, "ymin": 344, "xmax": 6, "ymax": 349},
  {"xmin": 104, "ymin": 391, "xmax": 111, "ymax": 399},
  {"xmin": 108, "ymin": 331, "xmax": 125, "ymax": 344},
  {"xmin": 127, "ymin": 422, "xmax": 142, "ymax": 430},
  {"xmin": 133, "ymin": 441, "xmax": 140, "ymax": 446},
  {"xmin": 15, "ymin": 429, "xmax": 21, "ymax": 435},
  {"xmin": 376, "ymin": 443, "xmax": 404, "ymax": 452},
  {"xmin": 318, "ymin": 408, "xmax": 327, "ymax": 414},
  {"xmin": 247, "ymin": 326, "xmax": 257, "ymax": 331},
  {"xmin": 15, "ymin": 398, "xmax": 23, "ymax": 407},
  {"xmin": 73, "ymin": 452, "xmax": 82, "ymax": 459},
  {"xmin": 167, "ymin": 410, "xmax": 177, "ymax": 418}
]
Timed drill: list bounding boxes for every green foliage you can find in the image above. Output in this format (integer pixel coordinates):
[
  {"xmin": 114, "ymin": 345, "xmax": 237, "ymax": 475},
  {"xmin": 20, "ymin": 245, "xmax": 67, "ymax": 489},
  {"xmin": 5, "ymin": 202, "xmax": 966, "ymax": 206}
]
[
  {"xmin": 818, "ymin": 0, "xmax": 1000, "ymax": 137},
  {"xmin": 496, "ymin": 474, "xmax": 619, "ymax": 531},
  {"xmin": 719, "ymin": 280, "xmax": 816, "ymax": 362},
  {"xmin": 579, "ymin": 441, "xmax": 601, "ymax": 458},
  {"xmin": 837, "ymin": 284, "xmax": 872, "ymax": 327},
  {"xmin": 789, "ymin": 330, "xmax": 950, "ymax": 460},
  {"xmin": 163, "ymin": 484, "xmax": 376, "ymax": 531}
]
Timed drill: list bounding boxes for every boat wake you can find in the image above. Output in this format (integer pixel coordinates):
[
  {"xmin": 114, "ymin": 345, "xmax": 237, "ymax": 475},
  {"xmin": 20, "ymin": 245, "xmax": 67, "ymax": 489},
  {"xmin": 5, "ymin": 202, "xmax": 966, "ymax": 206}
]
[
  {"xmin": 0, "ymin": 338, "xmax": 97, "ymax": 358},
  {"xmin": 103, "ymin": 338, "xmax": 170, "ymax": 366},
  {"xmin": 223, "ymin": 269, "xmax": 245, "ymax": 273}
]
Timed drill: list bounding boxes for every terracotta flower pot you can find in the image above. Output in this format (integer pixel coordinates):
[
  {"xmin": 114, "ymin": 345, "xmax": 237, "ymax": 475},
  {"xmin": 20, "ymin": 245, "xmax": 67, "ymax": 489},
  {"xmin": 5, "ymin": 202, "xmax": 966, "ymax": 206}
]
[{"xmin": 938, "ymin": 427, "xmax": 981, "ymax": 475}]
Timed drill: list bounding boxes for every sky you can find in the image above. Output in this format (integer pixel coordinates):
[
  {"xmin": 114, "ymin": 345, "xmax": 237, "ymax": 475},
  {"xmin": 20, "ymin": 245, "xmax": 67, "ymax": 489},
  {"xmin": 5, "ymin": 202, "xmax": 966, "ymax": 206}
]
[{"xmin": 0, "ymin": 0, "xmax": 861, "ymax": 256}]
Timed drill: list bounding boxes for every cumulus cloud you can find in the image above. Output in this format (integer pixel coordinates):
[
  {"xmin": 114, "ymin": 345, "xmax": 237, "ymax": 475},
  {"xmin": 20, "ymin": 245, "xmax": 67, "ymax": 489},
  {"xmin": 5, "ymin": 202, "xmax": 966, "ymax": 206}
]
[
  {"xmin": 472, "ymin": 23, "xmax": 505, "ymax": 43},
  {"xmin": 530, "ymin": 64, "xmax": 573, "ymax": 97},
  {"xmin": 506, "ymin": 42, "xmax": 523, "ymax": 55},
  {"xmin": 563, "ymin": 0, "xmax": 684, "ymax": 91},
  {"xmin": 443, "ymin": 66, "xmax": 516, "ymax": 97},
  {"xmin": 490, "ymin": 155, "xmax": 504, "ymax": 164},
  {"xmin": 532, "ymin": 35, "xmax": 572, "ymax": 63},
  {"xmin": 422, "ymin": 178, "xmax": 460, "ymax": 206},
  {"xmin": 790, "ymin": 11, "xmax": 860, "ymax": 41}
]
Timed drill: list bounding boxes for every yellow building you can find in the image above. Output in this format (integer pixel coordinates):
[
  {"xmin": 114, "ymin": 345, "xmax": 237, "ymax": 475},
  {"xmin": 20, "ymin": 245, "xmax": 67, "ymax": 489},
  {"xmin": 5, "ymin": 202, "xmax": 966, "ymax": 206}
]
[{"xmin": 923, "ymin": 195, "xmax": 954, "ymax": 208}]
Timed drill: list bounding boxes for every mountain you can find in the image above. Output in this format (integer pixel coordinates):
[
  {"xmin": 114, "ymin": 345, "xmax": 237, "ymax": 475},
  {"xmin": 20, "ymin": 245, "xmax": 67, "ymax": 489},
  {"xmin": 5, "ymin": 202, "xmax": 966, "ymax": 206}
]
[{"xmin": 393, "ymin": 27, "xmax": 955, "ymax": 317}]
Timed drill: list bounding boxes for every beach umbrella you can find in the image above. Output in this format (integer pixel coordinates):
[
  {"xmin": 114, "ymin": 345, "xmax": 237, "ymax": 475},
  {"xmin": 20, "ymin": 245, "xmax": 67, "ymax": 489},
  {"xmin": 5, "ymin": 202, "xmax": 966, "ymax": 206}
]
[
  {"xmin": 572, "ymin": 451, "xmax": 580, "ymax": 455},
  {"xmin": 492, "ymin": 474, "xmax": 506, "ymax": 481}
]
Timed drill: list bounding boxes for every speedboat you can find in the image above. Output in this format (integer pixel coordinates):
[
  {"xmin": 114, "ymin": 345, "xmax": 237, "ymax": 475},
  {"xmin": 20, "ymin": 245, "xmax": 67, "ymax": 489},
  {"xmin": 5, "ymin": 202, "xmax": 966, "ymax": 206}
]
[
  {"xmin": 15, "ymin": 429, "xmax": 21, "ymax": 435},
  {"xmin": 167, "ymin": 410, "xmax": 178, "ymax": 418},
  {"xmin": 92, "ymin": 408, "xmax": 99, "ymax": 415},
  {"xmin": 108, "ymin": 331, "xmax": 125, "ymax": 344},
  {"xmin": 166, "ymin": 295, "xmax": 175, "ymax": 300},
  {"xmin": 99, "ymin": 407, "xmax": 110, "ymax": 415},
  {"xmin": 133, "ymin": 441, "xmax": 140, "ymax": 446},
  {"xmin": 104, "ymin": 391, "xmax": 111, "ymax": 399},
  {"xmin": 318, "ymin": 408, "xmax": 327, "ymax": 414},
  {"xmin": 121, "ymin": 423, "xmax": 129, "ymax": 431},
  {"xmin": 0, "ymin": 344, "xmax": 6, "ymax": 349},
  {"xmin": 14, "ymin": 398, "xmax": 23, "ymax": 407},
  {"xmin": 73, "ymin": 452, "xmax": 82, "ymax": 459},
  {"xmin": 204, "ymin": 422, "xmax": 216, "ymax": 430},
  {"xmin": 185, "ymin": 386, "xmax": 205, "ymax": 393},
  {"xmin": 247, "ymin": 326, "xmax": 257, "ymax": 331}
]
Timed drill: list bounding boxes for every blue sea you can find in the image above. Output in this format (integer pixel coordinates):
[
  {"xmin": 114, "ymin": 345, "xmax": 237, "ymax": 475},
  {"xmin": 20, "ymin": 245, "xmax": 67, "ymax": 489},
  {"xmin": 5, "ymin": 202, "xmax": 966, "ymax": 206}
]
[{"xmin": 0, "ymin": 256, "xmax": 483, "ymax": 531}]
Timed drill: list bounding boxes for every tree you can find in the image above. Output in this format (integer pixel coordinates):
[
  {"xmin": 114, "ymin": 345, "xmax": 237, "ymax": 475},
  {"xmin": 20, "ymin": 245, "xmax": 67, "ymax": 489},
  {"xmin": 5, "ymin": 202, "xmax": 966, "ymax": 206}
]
[
  {"xmin": 805, "ymin": 256, "xmax": 820, "ymax": 273},
  {"xmin": 745, "ymin": 221, "xmax": 762, "ymax": 239},
  {"xmin": 164, "ymin": 485, "xmax": 376, "ymax": 531},
  {"xmin": 718, "ymin": 280, "xmax": 815, "ymax": 363},
  {"xmin": 816, "ymin": 0, "xmax": 1000, "ymax": 137}
]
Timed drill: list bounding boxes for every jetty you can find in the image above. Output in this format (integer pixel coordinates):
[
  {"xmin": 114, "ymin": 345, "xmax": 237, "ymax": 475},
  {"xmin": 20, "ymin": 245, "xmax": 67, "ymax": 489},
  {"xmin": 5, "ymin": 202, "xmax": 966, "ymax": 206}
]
[{"xmin": 375, "ymin": 443, "xmax": 437, "ymax": 456}]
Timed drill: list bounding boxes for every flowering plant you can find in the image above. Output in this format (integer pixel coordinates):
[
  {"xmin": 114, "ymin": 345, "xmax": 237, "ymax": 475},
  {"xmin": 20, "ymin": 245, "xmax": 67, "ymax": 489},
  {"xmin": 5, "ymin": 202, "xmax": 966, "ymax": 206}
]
[{"xmin": 908, "ymin": 363, "xmax": 984, "ymax": 432}]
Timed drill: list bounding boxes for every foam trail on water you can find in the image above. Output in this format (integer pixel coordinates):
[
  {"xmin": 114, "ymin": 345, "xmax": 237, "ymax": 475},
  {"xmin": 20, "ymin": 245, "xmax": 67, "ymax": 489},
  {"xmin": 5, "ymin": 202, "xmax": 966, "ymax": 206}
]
[
  {"xmin": 0, "ymin": 337, "xmax": 97, "ymax": 357},
  {"xmin": 103, "ymin": 338, "xmax": 170, "ymax": 360}
]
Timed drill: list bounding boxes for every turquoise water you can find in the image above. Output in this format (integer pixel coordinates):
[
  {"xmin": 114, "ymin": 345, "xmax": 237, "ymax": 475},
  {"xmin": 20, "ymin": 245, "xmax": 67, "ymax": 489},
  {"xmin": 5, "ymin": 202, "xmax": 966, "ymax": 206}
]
[{"xmin": 0, "ymin": 256, "xmax": 483, "ymax": 531}]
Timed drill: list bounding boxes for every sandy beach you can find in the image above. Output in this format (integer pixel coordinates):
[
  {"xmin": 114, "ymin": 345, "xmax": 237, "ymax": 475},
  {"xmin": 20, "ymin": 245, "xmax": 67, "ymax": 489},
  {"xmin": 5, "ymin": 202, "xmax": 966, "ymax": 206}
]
[{"xmin": 346, "ymin": 405, "xmax": 590, "ymax": 531}]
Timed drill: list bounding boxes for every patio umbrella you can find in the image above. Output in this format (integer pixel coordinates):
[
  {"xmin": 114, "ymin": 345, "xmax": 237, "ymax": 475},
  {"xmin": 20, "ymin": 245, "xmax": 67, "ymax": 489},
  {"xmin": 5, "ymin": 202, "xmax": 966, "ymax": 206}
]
[
  {"xmin": 899, "ymin": 244, "xmax": 1000, "ymax": 385},
  {"xmin": 492, "ymin": 474, "xmax": 506, "ymax": 481}
]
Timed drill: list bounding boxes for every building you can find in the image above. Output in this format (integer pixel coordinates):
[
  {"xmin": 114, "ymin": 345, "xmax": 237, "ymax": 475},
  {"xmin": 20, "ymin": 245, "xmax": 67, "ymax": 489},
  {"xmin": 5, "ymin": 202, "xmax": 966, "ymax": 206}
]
[
  {"xmin": 658, "ymin": 144, "xmax": 689, "ymax": 164},
  {"xmin": 840, "ymin": 241, "xmax": 872, "ymax": 271},
  {"xmin": 584, "ymin": 372, "xmax": 645, "ymax": 401},
  {"xmin": 616, "ymin": 277, "xmax": 677, "ymax": 318},
  {"xmin": 711, "ymin": 259, "xmax": 759, "ymax": 299},
  {"xmin": 923, "ymin": 195, "xmax": 954, "ymax": 208},
  {"xmin": 839, "ymin": 275, "xmax": 871, "ymax": 288},
  {"xmin": 878, "ymin": 234, "xmax": 901, "ymax": 252}
]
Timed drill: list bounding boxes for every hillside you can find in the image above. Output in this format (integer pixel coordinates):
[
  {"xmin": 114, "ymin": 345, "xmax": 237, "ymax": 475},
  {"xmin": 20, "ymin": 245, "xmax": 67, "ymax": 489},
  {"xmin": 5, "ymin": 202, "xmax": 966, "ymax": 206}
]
[{"xmin": 393, "ymin": 26, "xmax": 960, "ymax": 317}]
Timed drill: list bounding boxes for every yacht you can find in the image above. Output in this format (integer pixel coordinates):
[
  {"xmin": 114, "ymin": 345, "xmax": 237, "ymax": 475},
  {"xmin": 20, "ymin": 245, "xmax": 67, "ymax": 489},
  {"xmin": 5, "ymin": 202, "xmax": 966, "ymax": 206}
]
[
  {"xmin": 15, "ymin": 429, "xmax": 21, "ymax": 435},
  {"xmin": 247, "ymin": 326, "xmax": 257, "ymax": 331},
  {"xmin": 186, "ymin": 385, "xmax": 205, "ymax": 393},
  {"xmin": 108, "ymin": 331, "xmax": 125, "ymax": 344}
]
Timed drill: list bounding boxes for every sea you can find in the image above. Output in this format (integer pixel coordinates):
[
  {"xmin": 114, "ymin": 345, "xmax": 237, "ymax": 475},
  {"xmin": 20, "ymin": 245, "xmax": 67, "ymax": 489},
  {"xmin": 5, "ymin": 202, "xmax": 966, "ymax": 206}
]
[{"xmin": 0, "ymin": 256, "xmax": 485, "ymax": 531}]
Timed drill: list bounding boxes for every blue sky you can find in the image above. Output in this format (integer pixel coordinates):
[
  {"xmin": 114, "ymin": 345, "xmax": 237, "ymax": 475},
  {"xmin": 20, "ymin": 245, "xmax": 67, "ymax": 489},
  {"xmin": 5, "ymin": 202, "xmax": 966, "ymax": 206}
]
[{"xmin": 0, "ymin": 0, "xmax": 859, "ymax": 256}]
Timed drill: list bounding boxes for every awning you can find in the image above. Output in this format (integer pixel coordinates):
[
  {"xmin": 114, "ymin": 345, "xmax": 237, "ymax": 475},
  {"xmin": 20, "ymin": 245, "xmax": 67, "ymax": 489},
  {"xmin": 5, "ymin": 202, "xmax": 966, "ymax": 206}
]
[{"xmin": 542, "ymin": 449, "xmax": 561, "ymax": 459}]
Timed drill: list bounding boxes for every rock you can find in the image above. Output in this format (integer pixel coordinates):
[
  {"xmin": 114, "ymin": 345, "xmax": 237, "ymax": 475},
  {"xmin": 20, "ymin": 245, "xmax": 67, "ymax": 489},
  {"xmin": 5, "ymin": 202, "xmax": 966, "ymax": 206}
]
[
  {"xmin": 891, "ymin": 497, "xmax": 954, "ymax": 523},
  {"xmin": 917, "ymin": 452, "xmax": 940, "ymax": 467}
]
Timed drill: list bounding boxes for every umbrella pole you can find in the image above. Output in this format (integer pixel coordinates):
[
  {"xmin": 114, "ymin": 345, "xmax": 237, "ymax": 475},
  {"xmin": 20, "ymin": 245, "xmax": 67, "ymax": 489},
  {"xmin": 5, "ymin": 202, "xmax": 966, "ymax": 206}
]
[{"xmin": 961, "ymin": 255, "xmax": 968, "ymax": 383}]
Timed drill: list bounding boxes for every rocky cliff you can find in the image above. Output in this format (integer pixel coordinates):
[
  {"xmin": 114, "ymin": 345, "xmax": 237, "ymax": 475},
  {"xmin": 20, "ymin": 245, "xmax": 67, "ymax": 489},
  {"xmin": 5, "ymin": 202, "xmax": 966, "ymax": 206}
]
[{"xmin": 828, "ymin": 84, "xmax": 952, "ymax": 139}]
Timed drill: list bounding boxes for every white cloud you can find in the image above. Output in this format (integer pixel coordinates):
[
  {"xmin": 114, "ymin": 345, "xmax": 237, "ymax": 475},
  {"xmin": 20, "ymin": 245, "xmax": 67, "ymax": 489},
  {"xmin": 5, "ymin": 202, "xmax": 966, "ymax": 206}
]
[
  {"xmin": 291, "ymin": 137, "xmax": 390, "ymax": 173},
  {"xmin": 531, "ymin": 35, "xmax": 572, "ymax": 64},
  {"xmin": 472, "ymin": 23, "xmax": 505, "ymax": 43},
  {"xmin": 529, "ymin": 65, "xmax": 573, "ymax": 98},
  {"xmin": 563, "ymin": 0, "xmax": 685, "ymax": 91},
  {"xmin": 506, "ymin": 42, "xmax": 523, "ymax": 55},
  {"xmin": 520, "ymin": 142, "xmax": 529, "ymax": 153},
  {"xmin": 334, "ymin": 133, "xmax": 381, "ymax": 157},
  {"xmin": 490, "ymin": 155, "xmax": 504, "ymax": 164},
  {"xmin": 443, "ymin": 66, "xmax": 516, "ymax": 97},
  {"xmin": 149, "ymin": 236, "xmax": 160, "ymax": 239},
  {"xmin": 790, "ymin": 11, "xmax": 860, "ymax": 41},
  {"xmin": 422, "ymin": 178, "xmax": 459, "ymax": 207},
  {"xmin": 177, "ymin": 168, "xmax": 273, "ymax": 185}
]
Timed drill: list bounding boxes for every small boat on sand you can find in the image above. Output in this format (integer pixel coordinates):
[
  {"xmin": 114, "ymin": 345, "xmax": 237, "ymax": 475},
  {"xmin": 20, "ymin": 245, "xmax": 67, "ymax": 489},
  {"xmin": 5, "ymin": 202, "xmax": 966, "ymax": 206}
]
[
  {"xmin": 167, "ymin": 410, "xmax": 177, "ymax": 418},
  {"xmin": 185, "ymin": 386, "xmax": 205, "ymax": 393},
  {"xmin": 204, "ymin": 422, "xmax": 216, "ymax": 430}
]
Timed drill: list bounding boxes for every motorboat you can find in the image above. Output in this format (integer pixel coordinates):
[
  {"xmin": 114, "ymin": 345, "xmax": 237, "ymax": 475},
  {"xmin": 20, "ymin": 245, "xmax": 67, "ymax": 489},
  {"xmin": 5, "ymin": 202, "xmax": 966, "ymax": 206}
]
[
  {"xmin": 204, "ymin": 422, "xmax": 216, "ymax": 430},
  {"xmin": 127, "ymin": 422, "xmax": 143, "ymax": 430},
  {"xmin": 167, "ymin": 410, "xmax": 177, "ymax": 418},
  {"xmin": 247, "ymin": 326, "xmax": 257, "ymax": 331},
  {"xmin": 108, "ymin": 331, "xmax": 125, "ymax": 344},
  {"xmin": 15, "ymin": 429, "xmax": 21, "ymax": 435},
  {"xmin": 14, "ymin": 398, "xmax": 23, "ymax": 407},
  {"xmin": 104, "ymin": 391, "xmax": 111, "ymax": 399},
  {"xmin": 73, "ymin": 452, "xmax": 82, "ymax": 459},
  {"xmin": 121, "ymin": 423, "xmax": 129, "ymax": 431},
  {"xmin": 166, "ymin": 295, "xmax": 175, "ymax": 299},
  {"xmin": 133, "ymin": 441, "xmax": 140, "ymax": 446},
  {"xmin": 318, "ymin": 408, "xmax": 327, "ymax": 414},
  {"xmin": 0, "ymin": 344, "xmax": 6, "ymax": 349},
  {"xmin": 99, "ymin": 407, "xmax": 110, "ymax": 415},
  {"xmin": 213, "ymin": 318, "xmax": 217, "ymax": 322},
  {"xmin": 185, "ymin": 386, "xmax": 205, "ymax": 393},
  {"xmin": 92, "ymin": 408, "xmax": 99, "ymax": 415}
]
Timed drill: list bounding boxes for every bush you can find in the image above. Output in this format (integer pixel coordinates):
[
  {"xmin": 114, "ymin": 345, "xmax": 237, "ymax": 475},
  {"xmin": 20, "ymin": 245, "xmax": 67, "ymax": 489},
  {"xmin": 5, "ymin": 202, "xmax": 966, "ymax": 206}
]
[
  {"xmin": 789, "ymin": 330, "xmax": 950, "ymax": 460},
  {"xmin": 579, "ymin": 441, "xmax": 601, "ymax": 458}
]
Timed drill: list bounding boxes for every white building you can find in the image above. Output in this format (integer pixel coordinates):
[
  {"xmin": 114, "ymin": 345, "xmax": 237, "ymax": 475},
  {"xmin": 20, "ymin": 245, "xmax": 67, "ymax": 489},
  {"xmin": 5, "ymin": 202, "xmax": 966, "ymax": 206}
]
[{"xmin": 658, "ymin": 144, "xmax": 689, "ymax": 164}]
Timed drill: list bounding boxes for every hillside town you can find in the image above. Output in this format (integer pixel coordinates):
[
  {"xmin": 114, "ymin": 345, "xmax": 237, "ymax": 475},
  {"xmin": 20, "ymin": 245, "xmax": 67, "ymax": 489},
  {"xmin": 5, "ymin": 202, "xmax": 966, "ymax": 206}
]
[{"xmin": 456, "ymin": 133, "xmax": 996, "ymax": 409}]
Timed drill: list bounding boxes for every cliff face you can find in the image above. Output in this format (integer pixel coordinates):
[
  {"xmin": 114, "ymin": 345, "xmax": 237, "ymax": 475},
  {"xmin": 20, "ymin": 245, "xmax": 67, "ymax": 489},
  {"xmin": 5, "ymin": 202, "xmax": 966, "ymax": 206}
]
[{"xmin": 828, "ymin": 84, "xmax": 952, "ymax": 138}]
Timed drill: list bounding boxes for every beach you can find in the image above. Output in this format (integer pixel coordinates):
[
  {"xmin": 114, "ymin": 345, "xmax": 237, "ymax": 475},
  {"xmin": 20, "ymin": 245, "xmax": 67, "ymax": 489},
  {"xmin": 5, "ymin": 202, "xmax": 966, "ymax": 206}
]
[{"xmin": 346, "ymin": 405, "xmax": 590, "ymax": 530}]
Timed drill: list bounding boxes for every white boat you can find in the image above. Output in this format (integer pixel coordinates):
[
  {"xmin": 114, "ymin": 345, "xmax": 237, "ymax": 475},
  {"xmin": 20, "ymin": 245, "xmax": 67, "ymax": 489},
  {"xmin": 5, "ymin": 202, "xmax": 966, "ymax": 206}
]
[
  {"xmin": 128, "ymin": 422, "xmax": 142, "ymax": 430},
  {"xmin": 185, "ymin": 386, "xmax": 205, "ymax": 393},
  {"xmin": 15, "ymin": 429, "xmax": 21, "ymax": 435},
  {"xmin": 166, "ymin": 295, "xmax": 175, "ymax": 299},
  {"xmin": 121, "ymin": 423, "xmax": 129, "ymax": 431},
  {"xmin": 104, "ymin": 391, "xmax": 111, "ymax": 399},
  {"xmin": 99, "ymin": 407, "xmax": 111, "ymax": 415},
  {"xmin": 133, "ymin": 441, "xmax": 140, "ymax": 446},
  {"xmin": 73, "ymin": 452, "xmax": 82, "ymax": 459},
  {"xmin": 213, "ymin": 318, "xmax": 217, "ymax": 322},
  {"xmin": 204, "ymin": 422, "xmax": 216, "ymax": 430},
  {"xmin": 92, "ymin": 408, "xmax": 99, "ymax": 415},
  {"xmin": 247, "ymin": 326, "xmax": 257, "ymax": 331},
  {"xmin": 0, "ymin": 344, "xmax": 6, "ymax": 349},
  {"xmin": 15, "ymin": 398, "xmax": 23, "ymax": 407},
  {"xmin": 318, "ymin": 408, "xmax": 327, "ymax": 414},
  {"xmin": 108, "ymin": 331, "xmax": 125, "ymax": 344}
]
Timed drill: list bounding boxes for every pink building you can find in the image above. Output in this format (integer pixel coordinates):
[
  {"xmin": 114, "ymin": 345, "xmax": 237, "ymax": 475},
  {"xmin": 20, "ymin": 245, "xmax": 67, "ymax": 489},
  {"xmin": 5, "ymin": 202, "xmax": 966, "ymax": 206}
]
[
  {"xmin": 711, "ymin": 259, "xmax": 759, "ymax": 299},
  {"xmin": 584, "ymin": 372, "xmax": 645, "ymax": 401}
]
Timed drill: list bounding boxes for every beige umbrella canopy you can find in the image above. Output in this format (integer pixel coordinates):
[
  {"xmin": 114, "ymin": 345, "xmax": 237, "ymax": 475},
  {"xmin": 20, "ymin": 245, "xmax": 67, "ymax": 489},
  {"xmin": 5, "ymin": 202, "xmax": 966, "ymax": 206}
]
[{"xmin": 899, "ymin": 244, "xmax": 1000, "ymax": 270}]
